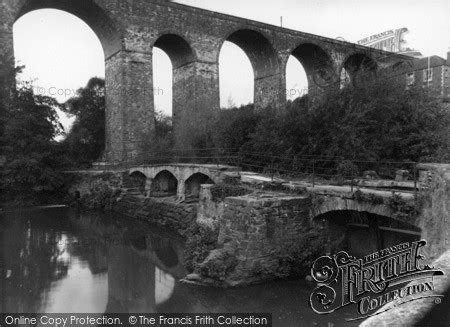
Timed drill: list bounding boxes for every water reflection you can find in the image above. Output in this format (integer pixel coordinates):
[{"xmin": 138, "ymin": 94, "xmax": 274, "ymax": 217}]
[{"xmin": 1, "ymin": 207, "xmax": 360, "ymax": 326}]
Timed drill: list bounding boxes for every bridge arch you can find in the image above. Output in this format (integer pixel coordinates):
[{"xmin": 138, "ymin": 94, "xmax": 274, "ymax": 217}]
[
  {"xmin": 313, "ymin": 209, "xmax": 421, "ymax": 258},
  {"xmin": 219, "ymin": 28, "xmax": 282, "ymax": 110},
  {"xmin": 311, "ymin": 195, "xmax": 421, "ymax": 257},
  {"xmin": 15, "ymin": 0, "xmax": 122, "ymax": 59},
  {"xmin": 221, "ymin": 29, "xmax": 279, "ymax": 79},
  {"xmin": 151, "ymin": 170, "xmax": 178, "ymax": 197},
  {"xmin": 152, "ymin": 33, "xmax": 197, "ymax": 149},
  {"xmin": 152, "ymin": 33, "xmax": 196, "ymax": 69},
  {"xmin": 9, "ymin": 0, "xmax": 157, "ymax": 165},
  {"xmin": 342, "ymin": 52, "xmax": 378, "ymax": 87},
  {"xmin": 129, "ymin": 171, "xmax": 147, "ymax": 194},
  {"xmin": 286, "ymin": 43, "xmax": 336, "ymax": 97},
  {"xmin": 310, "ymin": 195, "xmax": 395, "ymax": 220},
  {"xmin": 185, "ymin": 172, "xmax": 214, "ymax": 199}
]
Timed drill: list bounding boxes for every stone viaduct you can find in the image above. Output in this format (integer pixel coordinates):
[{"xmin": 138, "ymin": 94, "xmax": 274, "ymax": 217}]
[{"xmin": 0, "ymin": 0, "xmax": 412, "ymax": 163}]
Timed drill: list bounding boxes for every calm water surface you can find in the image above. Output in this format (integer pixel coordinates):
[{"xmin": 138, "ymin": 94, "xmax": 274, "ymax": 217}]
[{"xmin": 0, "ymin": 207, "xmax": 361, "ymax": 326}]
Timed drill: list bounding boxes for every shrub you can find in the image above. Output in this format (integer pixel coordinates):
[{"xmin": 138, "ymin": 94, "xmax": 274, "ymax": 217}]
[
  {"xmin": 272, "ymin": 227, "xmax": 328, "ymax": 278},
  {"xmin": 183, "ymin": 223, "xmax": 219, "ymax": 273},
  {"xmin": 387, "ymin": 192, "xmax": 423, "ymax": 220},
  {"xmin": 199, "ymin": 251, "xmax": 238, "ymax": 281}
]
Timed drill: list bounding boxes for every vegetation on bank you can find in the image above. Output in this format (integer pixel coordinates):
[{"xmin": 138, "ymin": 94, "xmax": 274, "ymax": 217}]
[
  {"xmin": 212, "ymin": 76, "xmax": 449, "ymax": 163},
  {"xmin": 1, "ymin": 53, "xmax": 449, "ymax": 205},
  {"xmin": 0, "ymin": 62, "xmax": 69, "ymax": 205},
  {"xmin": 0, "ymin": 59, "xmax": 170, "ymax": 204}
]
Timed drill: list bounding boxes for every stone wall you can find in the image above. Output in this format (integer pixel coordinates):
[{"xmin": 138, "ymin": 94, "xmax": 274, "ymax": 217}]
[
  {"xmin": 197, "ymin": 184, "xmax": 225, "ymax": 229},
  {"xmin": 194, "ymin": 192, "xmax": 328, "ymax": 286},
  {"xmin": 67, "ymin": 171, "xmax": 124, "ymax": 197},
  {"xmin": 415, "ymin": 164, "xmax": 450, "ymax": 261},
  {"xmin": 114, "ymin": 194, "xmax": 197, "ymax": 236},
  {"xmin": 67, "ymin": 171, "xmax": 197, "ymax": 235}
]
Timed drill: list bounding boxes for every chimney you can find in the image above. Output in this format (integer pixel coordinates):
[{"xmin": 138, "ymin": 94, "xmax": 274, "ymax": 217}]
[{"xmin": 447, "ymin": 51, "xmax": 450, "ymax": 65}]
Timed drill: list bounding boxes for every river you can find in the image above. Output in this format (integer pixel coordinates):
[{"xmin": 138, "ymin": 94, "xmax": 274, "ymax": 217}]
[{"xmin": 0, "ymin": 207, "xmax": 362, "ymax": 326}]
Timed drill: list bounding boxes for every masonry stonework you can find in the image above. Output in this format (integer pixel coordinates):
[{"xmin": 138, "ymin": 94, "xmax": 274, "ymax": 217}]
[
  {"xmin": 1, "ymin": 0, "xmax": 411, "ymax": 163},
  {"xmin": 115, "ymin": 194, "xmax": 197, "ymax": 236}
]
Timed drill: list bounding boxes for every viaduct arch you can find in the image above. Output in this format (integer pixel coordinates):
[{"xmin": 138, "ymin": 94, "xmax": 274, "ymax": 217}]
[{"xmin": 0, "ymin": 0, "xmax": 412, "ymax": 163}]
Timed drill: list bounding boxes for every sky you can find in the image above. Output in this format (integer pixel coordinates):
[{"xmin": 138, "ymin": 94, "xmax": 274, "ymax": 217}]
[{"xmin": 13, "ymin": 0, "xmax": 450, "ymax": 132}]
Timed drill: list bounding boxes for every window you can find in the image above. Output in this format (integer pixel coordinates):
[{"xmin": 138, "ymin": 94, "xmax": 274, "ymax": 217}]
[
  {"xmin": 423, "ymin": 68, "xmax": 433, "ymax": 82},
  {"xmin": 405, "ymin": 72, "xmax": 415, "ymax": 89}
]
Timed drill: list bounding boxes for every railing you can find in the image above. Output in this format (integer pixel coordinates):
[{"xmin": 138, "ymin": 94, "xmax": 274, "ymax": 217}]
[{"xmin": 95, "ymin": 148, "xmax": 421, "ymax": 195}]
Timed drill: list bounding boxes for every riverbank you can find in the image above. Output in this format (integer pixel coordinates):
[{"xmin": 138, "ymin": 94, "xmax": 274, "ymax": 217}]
[
  {"xmin": 64, "ymin": 169, "xmax": 326, "ymax": 286},
  {"xmin": 43, "ymin": 163, "xmax": 450, "ymax": 290}
]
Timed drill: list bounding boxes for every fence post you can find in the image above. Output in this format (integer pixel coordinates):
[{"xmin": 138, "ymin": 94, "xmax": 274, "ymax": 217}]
[
  {"xmin": 413, "ymin": 164, "xmax": 418, "ymax": 201},
  {"xmin": 351, "ymin": 165, "xmax": 354, "ymax": 193},
  {"xmin": 312, "ymin": 159, "xmax": 315, "ymax": 187},
  {"xmin": 271, "ymin": 158, "xmax": 275, "ymax": 182}
]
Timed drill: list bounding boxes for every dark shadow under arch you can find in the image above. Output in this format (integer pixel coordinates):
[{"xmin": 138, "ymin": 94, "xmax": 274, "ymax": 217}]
[
  {"xmin": 185, "ymin": 172, "xmax": 214, "ymax": 199},
  {"xmin": 151, "ymin": 235, "xmax": 179, "ymax": 268},
  {"xmin": 315, "ymin": 210, "xmax": 421, "ymax": 258},
  {"xmin": 290, "ymin": 43, "xmax": 335, "ymax": 90},
  {"xmin": 129, "ymin": 171, "xmax": 147, "ymax": 194},
  {"xmin": 343, "ymin": 53, "xmax": 378, "ymax": 86},
  {"xmin": 151, "ymin": 170, "xmax": 178, "ymax": 197}
]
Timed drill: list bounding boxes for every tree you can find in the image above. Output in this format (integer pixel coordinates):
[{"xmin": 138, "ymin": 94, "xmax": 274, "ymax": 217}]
[
  {"xmin": 213, "ymin": 104, "xmax": 259, "ymax": 151},
  {"xmin": 295, "ymin": 75, "xmax": 450, "ymax": 162},
  {"xmin": 62, "ymin": 77, "xmax": 105, "ymax": 165},
  {"xmin": 0, "ymin": 63, "xmax": 66, "ymax": 203},
  {"xmin": 154, "ymin": 110, "xmax": 174, "ymax": 153},
  {"xmin": 212, "ymin": 74, "xmax": 449, "ymax": 164}
]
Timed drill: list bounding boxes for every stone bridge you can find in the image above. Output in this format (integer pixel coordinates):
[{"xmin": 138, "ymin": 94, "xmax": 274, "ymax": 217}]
[
  {"xmin": 0, "ymin": 0, "xmax": 413, "ymax": 162},
  {"xmin": 191, "ymin": 163, "xmax": 449, "ymax": 286},
  {"xmin": 128, "ymin": 163, "xmax": 239, "ymax": 199}
]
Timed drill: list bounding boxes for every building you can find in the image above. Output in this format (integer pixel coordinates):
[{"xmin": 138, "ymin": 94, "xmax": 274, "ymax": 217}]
[
  {"xmin": 356, "ymin": 28, "xmax": 450, "ymax": 103},
  {"xmin": 405, "ymin": 52, "xmax": 450, "ymax": 103}
]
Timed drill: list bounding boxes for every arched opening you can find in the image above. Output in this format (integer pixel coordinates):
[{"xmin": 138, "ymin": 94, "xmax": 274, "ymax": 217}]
[
  {"xmin": 315, "ymin": 210, "xmax": 421, "ymax": 258},
  {"xmin": 13, "ymin": 8, "xmax": 107, "ymax": 135},
  {"xmin": 153, "ymin": 48, "xmax": 172, "ymax": 116},
  {"xmin": 151, "ymin": 236, "xmax": 179, "ymax": 268},
  {"xmin": 15, "ymin": 1, "xmax": 121, "ymax": 58},
  {"xmin": 185, "ymin": 173, "xmax": 214, "ymax": 200},
  {"xmin": 285, "ymin": 56, "xmax": 308, "ymax": 101},
  {"xmin": 219, "ymin": 41, "xmax": 254, "ymax": 108},
  {"xmin": 154, "ymin": 266, "xmax": 175, "ymax": 306},
  {"xmin": 220, "ymin": 29, "xmax": 279, "ymax": 109},
  {"xmin": 154, "ymin": 34, "xmax": 195, "ymax": 69},
  {"xmin": 151, "ymin": 170, "xmax": 178, "ymax": 197},
  {"xmin": 129, "ymin": 171, "xmax": 147, "ymax": 194},
  {"xmin": 288, "ymin": 43, "xmax": 335, "ymax": 99},
  {"xmin": 153, "ymin": 34, "xmax": 195, "ymax": 150},
  {"xmin": 343, "ymin": 53, "xmax": 378, "ymax": 87},
  {"xmin": 340, "ymin": 67, "xmax": 351, "ymax": 89},
  {"xmin": 11, "ymin": 0, "xmax": 122, "ymax": 160}
]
